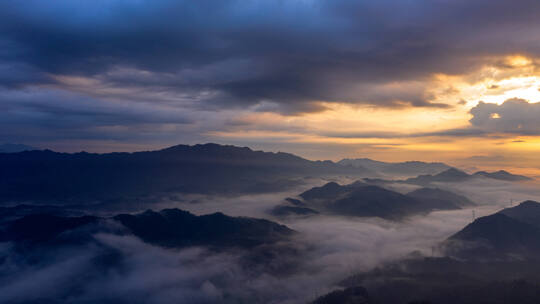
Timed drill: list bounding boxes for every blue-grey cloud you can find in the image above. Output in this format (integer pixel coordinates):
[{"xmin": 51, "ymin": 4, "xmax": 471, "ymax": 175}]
[
  {"xmin": 404, "ymin": 99, "xmax": 540, "ymax": 138},
  {"xmin": 3, "ymin": 0, "xmax": 539, "ymax": 109},
  {"xmin": 469, "ymin": 99, "xmax": 540, "ymax": 135},
  {"xmin": 0, "ymin": 87, "xmax": 193, "ymax": 146},
  {"xmin": 2, "ymin": 0, "xmax": 540, "ymax": 147}
]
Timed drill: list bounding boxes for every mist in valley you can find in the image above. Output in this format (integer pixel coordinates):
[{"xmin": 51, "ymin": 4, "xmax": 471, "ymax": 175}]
[{"xmin": 3, "ymin": 170, "xmax": 537, "ymax": 303}]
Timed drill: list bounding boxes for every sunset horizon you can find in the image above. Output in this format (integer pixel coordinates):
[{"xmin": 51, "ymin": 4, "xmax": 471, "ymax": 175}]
[{"xmin": 3, "ymin": 1, "xmax": 540, "ymax": 303}]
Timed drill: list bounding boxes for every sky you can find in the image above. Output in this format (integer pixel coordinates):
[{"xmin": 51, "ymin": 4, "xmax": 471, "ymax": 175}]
[{"xmin": 3, "ymin": 0, "xmax": 540, "ymax": 173}]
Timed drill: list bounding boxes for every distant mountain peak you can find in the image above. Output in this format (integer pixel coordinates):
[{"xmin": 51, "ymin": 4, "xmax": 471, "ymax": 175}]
[
  {"xmin": 292, "ymin": 180, "xmax": 470, "ymax": 220},
  {"xmin": 517, "ymin": 200, "xmax": 540, "ymax": 207},
  {"xmin": 403, "ymin": 167, "xmax": 531, "ymax": 186},
  {"xmin": 436, "ymin": 168, "xmax": 469, "ymax": 178},
  {"xmin": 497, "ymin": 200, "xmax": 540, "ymax": 229},
  {"xmin": 407, "ymin": 187, "xmax": 475, "ymax": 209},
  {"xmin": 473, "ymin": 170, "xmax": 532, "ymax": 181},
  {"xmin": 337, "ymin": 158, "xmax": 451, "ymax": 177}
]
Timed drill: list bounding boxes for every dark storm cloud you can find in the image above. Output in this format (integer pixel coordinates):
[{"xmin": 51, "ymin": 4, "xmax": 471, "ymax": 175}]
[
  {"xmin": 2, "ymin": 0, "xmax": 540, "ymax": 112},
  {"xmin": 2, "ymin": 0, "xmax": 540, "ymax": 146},
  {"xmin": 0, "ymin": 87, "xmax": 193, "ymax": 144},
  {"xmin": 0, "ymin": 61, "xmax": 49, "ymax": 88}
]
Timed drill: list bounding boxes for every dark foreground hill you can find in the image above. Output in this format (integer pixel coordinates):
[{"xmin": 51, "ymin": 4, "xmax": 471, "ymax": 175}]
[
  {"xmin": 499, "ymin": 200, "xmax": 540, "ymax": 228},
  {"xmin": 0, "ymin": 207, "xmax": 301, "ymax": 303},
  {"xmin": 114, "ymin": 209, "xmax": 294, "ymax": 248},
  {"xmin": 444, "ymin": 200, "xmax": 540, "ymax": 260},
  {"xmin": 0, "ymin": 208, "xmax": 294, "ymax": 249},
  {"xmin": 0, "ymin": 143, "xmax": 367, "ymax": 204},
  {"xmin": 273, "ymin": 181, "xmax": 474, "ymax": 220},
  {"xmin": 324, "ymin": 256, "xmax": 540, "ymax": 304},
  {"xmin": 316, "ymin": 201, "xmax": 540, "ymax": 304}
]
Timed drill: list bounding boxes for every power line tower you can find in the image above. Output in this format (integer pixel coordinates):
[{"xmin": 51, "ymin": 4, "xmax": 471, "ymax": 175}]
[{"xmin": 472, "ymin": 210, "xmax": 476, "ymax": 222}]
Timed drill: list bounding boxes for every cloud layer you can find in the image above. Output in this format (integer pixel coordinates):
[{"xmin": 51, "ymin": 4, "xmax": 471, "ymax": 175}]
[
  {"xmin": 5, "ymin": 177, "xmax": 540, "ymax": 303},
  {"xmin": 2, "ymin": 0, "xmax": 539, "ymax": 108},
  {"xmin": 2, "ymin": 0, "xmax": 540, "ymax": 155},
  {"xmin": 470, "ymin": 99, "xmax": 540, "ymax": 135}
]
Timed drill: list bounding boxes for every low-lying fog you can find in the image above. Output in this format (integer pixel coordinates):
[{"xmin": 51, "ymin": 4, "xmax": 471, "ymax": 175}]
[
  {"xmin": 141, "ymin": 177, "xmax": 540, "ymax": 302},
  {"xmin": 3, "ymin": 177, "xmax": 540, "ymax": 303}
]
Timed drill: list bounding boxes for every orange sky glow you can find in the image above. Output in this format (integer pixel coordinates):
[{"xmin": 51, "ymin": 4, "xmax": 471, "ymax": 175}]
[{"xmin": 204, "ymin": 54, "xmax": 540, "ymax": 175}]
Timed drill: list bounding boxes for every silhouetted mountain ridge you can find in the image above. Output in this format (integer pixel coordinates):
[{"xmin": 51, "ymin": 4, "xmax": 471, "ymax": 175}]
[
  {"xmin": 270, "ymin": 205, "xmax": 319, "ymax": 217},
  {"xmin": 275, "ymin": 182, "xmax": 474, "ymax": 220},
  {"xmin": 338, "ymin": 158, "xmax": 451, "ymax": 177},
  {"xmin": 0, "ymin": 208, "xmax": 294, "ymax": 249},
  {"xmin": 333, "ymin": 256, "xmax": 540, "ymax": 304},
  {"xmin": 0, "ymin": 143, "xmax": 368, "ymax": 203},
  {"xmin": 499, "ymin": 200, "xmax": 540, "ymax": 229},
  {"xmin": 407, "ymin": 188, "xmax": 475, "ymax": 210},
  {"xmin": 445, "ymin": 201, "xmax": 540, "ymax": 260},
  {"xmin": 402, "ymin": 168, "xmax": 531, "ymax": 185},
  {"xmin": 405, "ymin": 168, "xmax": 471, "ymax": 184},
  {"xmin": 473, "ymin": 170, "xmax": 532, "ymax": 181},
  {"xmin": 318, "ymin": 201, "xmax": 540, "ymax": 304},
  {"xmin": 114, "ymin": 208, "xmax": 294, "ymax": 248}
]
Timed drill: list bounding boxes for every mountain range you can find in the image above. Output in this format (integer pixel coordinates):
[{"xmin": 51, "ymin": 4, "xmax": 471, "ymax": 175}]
[
  {"xmin": 382, "ymin": 168, "xmax": 532, "ymax": 186},
  {"xmin": 473, "ymin": 170, "xmax": 533, "ymax": 181},
  {"xmin": 2, "ymin": 143, "xmax": 527, "ymax": 206},
  {"xmin": 0, "ymin": 207, "xmax": 294, "ymax": 250},
  {"xmin": 274, "ymin": 181, "xmax": 475, "ymax": 220},
  {"xmin": 114, "ymin": 209, "xmax": 294, "ymax": 249},
  {"xmin": 338, "ymin": 158, "xmax": 452, "ymax": 177},
  {"xmin": 0, "ymin": 143, "xmax": 368, "ymax": 204}
]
